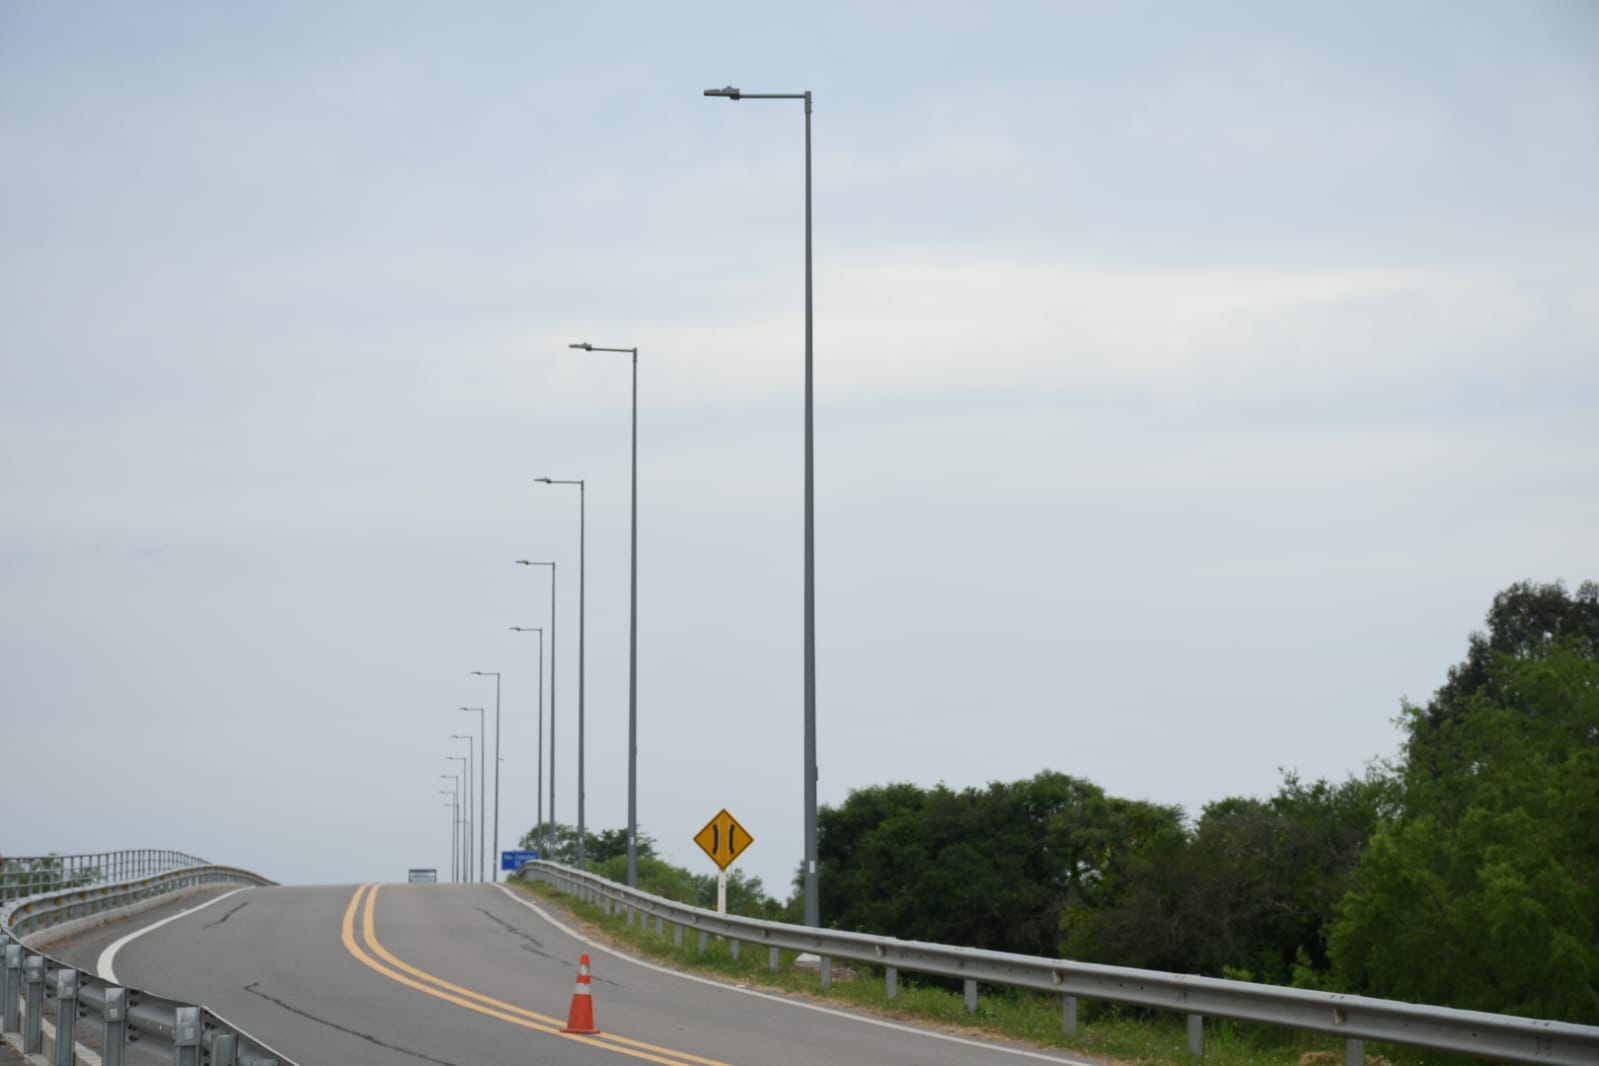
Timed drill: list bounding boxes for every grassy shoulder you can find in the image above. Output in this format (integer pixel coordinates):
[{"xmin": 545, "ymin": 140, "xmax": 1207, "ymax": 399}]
[{"xmin": 507, "ymin": 878, "xmax": 1445, "ymax": 1066}]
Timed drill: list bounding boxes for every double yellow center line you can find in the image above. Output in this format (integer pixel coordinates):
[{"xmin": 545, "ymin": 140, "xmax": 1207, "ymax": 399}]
[{"xmin": 340, "ymin": 884, "xmax": 736, "ymax": 1066}]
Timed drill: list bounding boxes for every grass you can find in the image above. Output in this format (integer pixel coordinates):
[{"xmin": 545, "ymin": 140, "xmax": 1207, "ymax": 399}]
[{"xmin": 507, "ymin": 879, "xmax": 1464, "ymax": 1066}]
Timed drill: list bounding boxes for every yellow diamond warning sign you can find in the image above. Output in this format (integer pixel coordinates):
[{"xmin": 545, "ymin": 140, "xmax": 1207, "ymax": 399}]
[{"xmin": 693, "ymin": 809, "xmax": 753, "ymax": 871}]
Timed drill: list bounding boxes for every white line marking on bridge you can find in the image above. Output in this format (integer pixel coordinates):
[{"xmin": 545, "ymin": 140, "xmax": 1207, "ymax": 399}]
[
  {"xmin": 494, "ymin": 884, "xmax": 1097, "ymax": 1066},
  {"xmin": 96, "ymin": 887, "xmax": 251, "ymax": 984}
]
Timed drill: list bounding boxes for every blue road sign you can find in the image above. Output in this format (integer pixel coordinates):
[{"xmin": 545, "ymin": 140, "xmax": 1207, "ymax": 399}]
[{"xmin": 500, "ymin": 849, "xmax": 539, "ymax": 871}]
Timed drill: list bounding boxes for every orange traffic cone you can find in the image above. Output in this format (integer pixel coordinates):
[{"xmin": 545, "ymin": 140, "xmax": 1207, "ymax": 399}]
[{"xmin": 560, "ymin": 953, "xmax": 601, "ymax": 1035}]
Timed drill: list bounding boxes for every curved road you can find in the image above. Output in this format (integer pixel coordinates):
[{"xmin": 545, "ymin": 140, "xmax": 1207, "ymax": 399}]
[{"xmin": 49, "ymin": 883, "xmax": 1092, "ymax": 1066}]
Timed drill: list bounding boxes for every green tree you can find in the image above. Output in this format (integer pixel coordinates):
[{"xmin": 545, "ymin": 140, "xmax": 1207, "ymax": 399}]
[
  {"xmin": 589, "ymin": 854, "xmax": 700, "ymax": 902},
  {"xmin": 1054, "ymin": 772, "xmax": 1390, "ymax": 982},
  {"xmin": 519, "ymin": 823, "xmax": 659, "ymax": 868},
  {"xmin": 694, "ymin": 868, "xmax": 782, "ymax": 919},
  {"xmin": 1329, "ymin": 639, "xmax": 1599, "ymax": 1021},
  {"xmin": 519, "ymin": 822, "xmax": 590, "ymax": 865},
  {"xmin": 1421, "ymin": 579, "xmax": 1599, "ymax": 741},
  {"xmin": 588, "ymin": 828, "xmax": 657, "ymax": 865},
  {"xmin": 818, "ymin": 772, "xmax": 1184, "ymax": 959}
]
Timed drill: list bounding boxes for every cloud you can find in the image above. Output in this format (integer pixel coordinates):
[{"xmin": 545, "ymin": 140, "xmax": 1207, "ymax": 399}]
[{"xmin": 521, "ymin": 254, "xmax": 1575, "ymax": 412}]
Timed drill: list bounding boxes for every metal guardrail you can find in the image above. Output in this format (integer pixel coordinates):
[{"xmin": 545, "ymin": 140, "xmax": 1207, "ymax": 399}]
[
  {"xmin": 519, "ymin": 861, "xmax": 1599, "ymax": 1066},
  {"xmin": 1, "ymin": 853, "xmax": 298, "ymax": 1066}
]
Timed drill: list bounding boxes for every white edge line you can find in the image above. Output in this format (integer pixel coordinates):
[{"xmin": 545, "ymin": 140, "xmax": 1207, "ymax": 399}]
[
  {"xmin": 97, "ymin": 887, "xmax": 251, "ymax": 983},
  {"xmin": 493, "ymin": 884, "xmax": 1097, "ymax": 1066}
]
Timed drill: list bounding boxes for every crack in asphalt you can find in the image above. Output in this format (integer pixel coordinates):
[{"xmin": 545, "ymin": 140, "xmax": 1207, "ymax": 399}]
[
  {"xmin": 474, "ymin": 907, "xmax": 625, "ymax": 990},
  {"xmin": 476, "ymin": 907, "xmax": 552, "ymax": 960},
  {"xmin": 242, "ymin": 982, "xmax": 461, "ymax": 1065},
  {"xmin": 203, "ymin": 901, "xmax": 249, "ymax": 929}
]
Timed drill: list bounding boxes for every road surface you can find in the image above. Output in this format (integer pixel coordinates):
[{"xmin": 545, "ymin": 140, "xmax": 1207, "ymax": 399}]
[{"xmin": 46, "ymin": 882, "xmax": 1094, "ymax": 1066}]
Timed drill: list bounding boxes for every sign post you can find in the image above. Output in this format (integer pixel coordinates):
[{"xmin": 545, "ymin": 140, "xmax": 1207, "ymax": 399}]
[{"xmin": 693, "ymin": 809, "xmax": 753, "ymax": 915}]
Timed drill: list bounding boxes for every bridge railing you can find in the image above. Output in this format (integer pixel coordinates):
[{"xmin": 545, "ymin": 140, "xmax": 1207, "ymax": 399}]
[
  {"xmin": 0, "ymin": 850, "xmax": 210, "ymax": 902},
  {"xmin": 1, "ymin": 852, "xmax": 298, "ymax": 1066},
  {"xmin": 518, "ymin": 860, "xmax": 1599, "ymax": 1066}
]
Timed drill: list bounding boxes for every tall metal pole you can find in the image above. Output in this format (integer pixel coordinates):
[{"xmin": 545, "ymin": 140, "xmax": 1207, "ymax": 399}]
[
  {"xmin": 510, "ymin": 627, "xmax": 544, "ymax": 860},
  {"xmin": 702, "ymin": 86, "xmax": 819, "ymax": 925},
  {"xmin": 493, "ymin": 674, "xmax": 500, "ymax": 878},
  {"xmin": 473, "ymin": 672, "xmax": 502, "ymax": 879},
  {"xmin": 537, "ymin": 479, "xmax": 587, "ymax": 869},
  {"xmin": 800, "ymin": 90, "xmax": 817, "ymax": 929},
  {"xmin": 518, "ymin": 560, "xmax": 557, "ymax": 857},
  {"xmin": 446, "ymin": 756, "xmax": 469, "ymax": 879},
  {"xmin": 451, "ymin": 735, "xmax": 475, "ymax": 880},
  {"xmin": 537, "ymin": 630, "xmax": 543, "ymax": 854},
  {"xmin": 460, "ymin": 709, "xmax": 485, "ymax": 881},
  {"xmin": 443, "ymin": 799, "xmax": 455, "ymax": 882},
  {"xmin": 567, "ymin": 343, "xmax": 640, "ymax": 887},
  {"xmin": 440, "ymin": 781, "xmax": 458, "ymax": 881},
  {"xmin": 627, "ymin": 346, "xmax": 639, "ymax": 889}
]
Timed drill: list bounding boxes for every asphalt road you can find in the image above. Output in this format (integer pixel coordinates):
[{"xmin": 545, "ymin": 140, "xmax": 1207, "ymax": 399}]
[{"xmin": 46, "ymin": 883, "xmax": 1095, "ymax": 1066}]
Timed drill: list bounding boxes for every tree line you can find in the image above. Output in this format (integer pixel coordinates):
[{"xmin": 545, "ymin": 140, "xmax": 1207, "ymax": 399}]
[{"xmin": 815, "ymin": 579, "xmax": 1598, "ymax": 1023}]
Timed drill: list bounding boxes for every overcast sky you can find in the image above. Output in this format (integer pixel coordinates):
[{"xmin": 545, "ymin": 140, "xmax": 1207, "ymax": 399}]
[{"xmin": 3, "ymin": 2, "xmax": 1596, "ymax": 897}]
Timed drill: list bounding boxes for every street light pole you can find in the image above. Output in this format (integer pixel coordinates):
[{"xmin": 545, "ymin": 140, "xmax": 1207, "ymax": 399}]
[
  {"xmin": 516, "ymin": 560, "xmax": 556, "ymax": 858},
  {"xmin": 450, "ymin": 736, "xmax": 475, "ymax": 881},
  {"xmin": 509, "ymin": 627, "xmax": 544, "ymax": 860},
  {"xmin": 440, "ymin": 780, "xmax": 459, "ymax": 882},
  {"xmin": 536, "ymin": 477, "xmax": 587, "ymax": 869},
  {"xmin": 458, "ymin": 710, "xmax": 485, "ymax": 881},
  {"xmin": 446, "ymin": 755, "xmax": 470, "ymax": 880},
  {"xmin": 441, "ymin": 799, "xmax": 455, "ymax": 882},
  {"xmin": 471, "ymin": 672, "xmax": 501, "ymax": 880},
  {"xmin": 703, "ymin": 85, "xmax": 820, "ymax": 926},
  {"xmin": 568, "ymin": 342, "xmax": 640, "ymax": 888}
]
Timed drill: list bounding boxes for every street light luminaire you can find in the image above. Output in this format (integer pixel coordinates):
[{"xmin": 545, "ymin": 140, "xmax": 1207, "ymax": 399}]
[{"xmin": 704, "ymin": 86, "xmax": 741, "ymax": 99}]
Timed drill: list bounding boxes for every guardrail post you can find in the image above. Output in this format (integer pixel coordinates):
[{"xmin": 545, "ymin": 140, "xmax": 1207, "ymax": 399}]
[
  {"xmin": 1345, "ymin": 1038, "xmax": 1363, "ymax": 1066},
  {"xmin": 212, "ymin": 1032, "xmax": 238, "ymax": 1066},
  {"xmin": 885, "ymin": 965, "xmax": 897, "ymax": 999},
  {"xmin": 673, "ymin": 924, "xmax": 683, "ymax": 949},
  {"xmin": 768, "ymin": 947, "xmax": 779, "ymax": 972},
  {"xmin": 23, "ymin": 954, "xmax": 44, "ymax": 1054},
  {"xmin": 655, "ymin": 915, "xmax": 664, "ymax": 937},
  {"xmin": 174, "ymin": 1005, "xmax": 202, "ymax": 1066},
  {"xmin": 1062, "ymin": 995, "xmax": 1078, "ymax": 1036},
  {"xmin": 2, "ymin": 942, "xmax": 19, "ymax": 1031},
  {"xmin": 697, "ymin": 931, "xmax": 707, "ymax": 954},
  {"xmin": 1187, "ymin": 1013, "xmax": 1204, "ymax": 1056},
  {"xmin": 820, "ymin": 956, "xmax": 831, "ymax": 989},
  {"xmin": 964, "ymin": 978, "xmax": 977, "ymax": 1013},
  {"xmin": 102, "ymin": 987, "xmax": 127, "ymax": 1066},
  {"xmin": 54, "ymin": 969, "xmax": 78, "ymax": 1066},
  {"xmin": 729, "ymin": 939, "xmax": 740, "ymax": 962}
]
